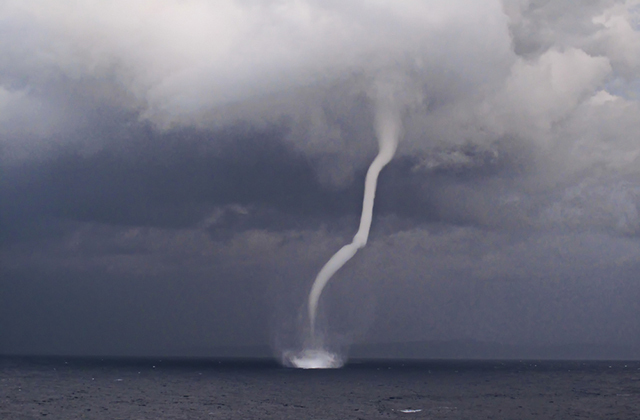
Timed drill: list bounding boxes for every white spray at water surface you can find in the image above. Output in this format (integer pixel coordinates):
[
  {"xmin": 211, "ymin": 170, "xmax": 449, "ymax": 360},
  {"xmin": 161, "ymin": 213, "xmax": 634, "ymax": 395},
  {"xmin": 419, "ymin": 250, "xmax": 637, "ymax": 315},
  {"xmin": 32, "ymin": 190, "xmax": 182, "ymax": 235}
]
[{"xmin": 287, "ymin": 77, "xmax": 404, "ymax": 369}]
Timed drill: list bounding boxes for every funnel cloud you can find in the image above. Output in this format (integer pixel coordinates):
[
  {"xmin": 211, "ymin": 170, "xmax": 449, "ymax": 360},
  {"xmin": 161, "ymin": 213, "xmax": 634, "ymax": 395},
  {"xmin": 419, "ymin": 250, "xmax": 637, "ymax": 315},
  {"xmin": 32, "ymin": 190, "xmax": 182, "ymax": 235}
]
[{"xmin": 308, "ymin": 78, "xmax": 403, "ymax": 332}]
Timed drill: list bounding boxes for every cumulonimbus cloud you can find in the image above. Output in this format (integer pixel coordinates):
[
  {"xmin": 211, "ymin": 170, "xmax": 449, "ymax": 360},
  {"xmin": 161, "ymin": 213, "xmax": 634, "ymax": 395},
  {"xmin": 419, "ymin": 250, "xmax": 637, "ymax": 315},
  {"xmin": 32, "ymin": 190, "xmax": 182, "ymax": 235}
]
[{"xmin": 1, "ymin": 0, "xmax": 639, "ymax": 235}]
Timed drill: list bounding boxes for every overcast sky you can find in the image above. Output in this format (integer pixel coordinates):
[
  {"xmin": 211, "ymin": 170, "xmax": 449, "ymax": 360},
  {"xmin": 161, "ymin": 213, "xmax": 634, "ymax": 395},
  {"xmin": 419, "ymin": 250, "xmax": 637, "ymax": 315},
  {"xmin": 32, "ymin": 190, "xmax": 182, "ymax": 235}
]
[{"xmin": 1, "ymin": 0, "xmax": 640, "ymax": 359}]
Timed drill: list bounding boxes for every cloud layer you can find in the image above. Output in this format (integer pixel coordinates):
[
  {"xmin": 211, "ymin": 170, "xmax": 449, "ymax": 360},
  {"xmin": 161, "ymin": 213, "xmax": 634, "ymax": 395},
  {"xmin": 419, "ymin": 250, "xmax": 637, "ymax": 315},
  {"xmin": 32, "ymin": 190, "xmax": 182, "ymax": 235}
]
[{"xmin": 1, "ymin": 0, "xmax": 640, "ymax": 357}]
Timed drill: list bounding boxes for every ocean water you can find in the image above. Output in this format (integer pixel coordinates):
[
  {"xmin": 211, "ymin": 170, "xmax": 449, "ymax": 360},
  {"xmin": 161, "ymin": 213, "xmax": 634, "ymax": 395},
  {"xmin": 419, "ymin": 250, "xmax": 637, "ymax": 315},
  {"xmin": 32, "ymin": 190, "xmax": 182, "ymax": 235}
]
[{"xmin": 1, "ymin": 356, "xmax": 639, "ymax": 419}]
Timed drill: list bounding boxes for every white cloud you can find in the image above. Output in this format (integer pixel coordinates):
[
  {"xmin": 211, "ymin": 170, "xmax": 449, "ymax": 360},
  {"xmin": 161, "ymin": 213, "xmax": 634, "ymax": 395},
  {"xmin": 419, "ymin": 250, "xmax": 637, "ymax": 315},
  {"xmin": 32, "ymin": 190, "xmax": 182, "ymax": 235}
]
[
  {"xmin": 477, "ymin": 48, "xmax": 611, "ymax": 143},
  {"xmin": 1, "ymin": 0, "xmax": 511, "ymax": 126},
  {"xmin": 590, "ymin": 1, "xmax": 640, "ymax": 76}
]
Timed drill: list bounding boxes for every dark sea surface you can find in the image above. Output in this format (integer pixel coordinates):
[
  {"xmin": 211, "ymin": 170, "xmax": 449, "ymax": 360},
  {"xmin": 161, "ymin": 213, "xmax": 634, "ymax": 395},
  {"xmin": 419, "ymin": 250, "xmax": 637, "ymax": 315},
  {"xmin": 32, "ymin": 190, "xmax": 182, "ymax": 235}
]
[{"xmin": 1, "ymin": 356, "xmax": 639, "ymax": 419}]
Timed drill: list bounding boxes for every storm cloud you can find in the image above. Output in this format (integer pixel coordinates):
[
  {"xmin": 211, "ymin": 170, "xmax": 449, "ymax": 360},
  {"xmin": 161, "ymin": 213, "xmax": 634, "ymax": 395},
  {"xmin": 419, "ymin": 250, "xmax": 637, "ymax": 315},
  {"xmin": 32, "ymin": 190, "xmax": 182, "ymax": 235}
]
[{"xmin": 1, "ymin": 0, "xmax": 639, "ymax": 358}]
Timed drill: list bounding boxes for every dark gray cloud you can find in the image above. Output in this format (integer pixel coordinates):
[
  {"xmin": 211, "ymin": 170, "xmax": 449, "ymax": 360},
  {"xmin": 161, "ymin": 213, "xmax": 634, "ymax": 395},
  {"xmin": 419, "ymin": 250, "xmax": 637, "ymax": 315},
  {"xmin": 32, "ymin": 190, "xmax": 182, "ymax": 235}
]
[
  {"xmin": 2, "ymin": 122, "xmax": 538, "ymax": 249},
  {"xmin": 1, "ymin": 125, "xmax": 360, "ymax": 243}
]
